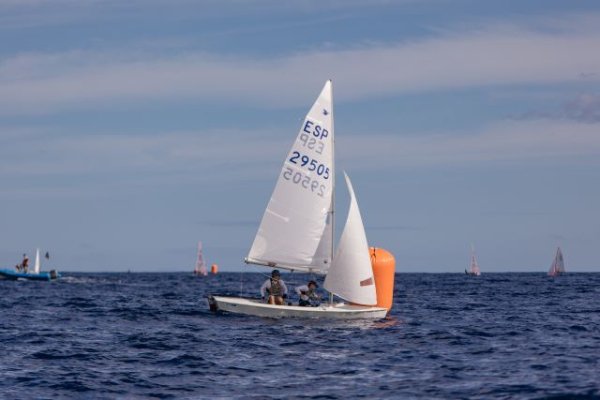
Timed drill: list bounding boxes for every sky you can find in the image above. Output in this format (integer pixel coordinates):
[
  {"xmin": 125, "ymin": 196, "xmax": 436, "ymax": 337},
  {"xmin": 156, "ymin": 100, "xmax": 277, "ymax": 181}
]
[{"xmin": 1, "ymin": 0, "xmax": 599, "ymax": 272}]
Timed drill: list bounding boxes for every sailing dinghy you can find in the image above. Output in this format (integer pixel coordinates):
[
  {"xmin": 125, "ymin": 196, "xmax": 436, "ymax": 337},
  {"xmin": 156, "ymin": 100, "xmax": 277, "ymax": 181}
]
[
  {"xmin": 548, "ymin": 247, "xmax": 565, "ymax": 277},
  {"xmin": 194, "ymin": 241, "xmax": 208, "ymax": 276},
  {"xmin": 0, "ymin": 249, "xmax": 60, "ymax": 281},
  {"xmin": 208, "ymin": 80, "xmax": 392, "ymax": 319},
  {"xmin": 465, "ymin": 244, "xmax": 481, "ymax": 276}
]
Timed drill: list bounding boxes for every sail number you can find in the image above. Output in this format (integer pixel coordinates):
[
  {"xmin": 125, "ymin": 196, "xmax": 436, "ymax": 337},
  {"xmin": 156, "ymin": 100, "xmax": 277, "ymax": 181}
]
[
  {"xmin": 283, "ymin": 167, "xmax": 326, "ymax": 197},
  {"xmin": 298, "ymin": 133, "xmax": 325, "ymax": 154},
  {"xmin": 299, "ymin": 119, "xmax": 328, "ymax": 155},
  {"xmin": 302, "ymin": 120, "xmax": 329, "ymax": 140},
  {"xmin": 288, "ymin": 151, "xmax": 330, "ymax": 179}
]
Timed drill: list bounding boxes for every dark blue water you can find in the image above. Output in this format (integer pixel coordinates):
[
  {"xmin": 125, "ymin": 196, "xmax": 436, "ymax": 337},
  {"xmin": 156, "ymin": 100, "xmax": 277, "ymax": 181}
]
[{"xmin": 1, "ymin": 272, "xmax": 599, "ymax": 399}]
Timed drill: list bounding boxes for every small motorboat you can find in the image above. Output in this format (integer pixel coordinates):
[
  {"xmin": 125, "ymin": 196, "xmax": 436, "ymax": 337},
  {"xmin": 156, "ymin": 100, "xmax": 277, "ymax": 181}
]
[{"xmin": 0, "ymin": 249, "xmax": 60, "ymax": 281}]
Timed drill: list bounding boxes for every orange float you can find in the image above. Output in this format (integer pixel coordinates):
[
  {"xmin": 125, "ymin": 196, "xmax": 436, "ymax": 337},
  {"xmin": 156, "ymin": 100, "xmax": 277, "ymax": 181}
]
[
  {"xmin": 210, "ymin": 264, "xmax": 219, "ymax": 274},
  {"xmin": 370, "ymin": 247, "xmax": 395, "ymax": 310}
]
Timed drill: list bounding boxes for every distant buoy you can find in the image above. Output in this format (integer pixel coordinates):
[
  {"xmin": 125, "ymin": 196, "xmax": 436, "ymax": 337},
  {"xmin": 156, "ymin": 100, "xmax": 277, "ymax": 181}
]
[
  {"xmin": 210, "ymin": 264, "xmax": 218, "ymax": 275},
  {"xmin": 370, "ymin": 247, "xmax": 395, "ymax": 311}
]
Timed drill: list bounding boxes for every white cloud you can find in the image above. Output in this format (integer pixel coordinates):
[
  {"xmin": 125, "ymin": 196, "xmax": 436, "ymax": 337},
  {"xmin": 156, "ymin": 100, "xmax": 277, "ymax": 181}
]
[
  {"xmin": 339, "ymin": 119, "xmax": 600, "ymax": 169},
  {"xmin": 0, "ymin": 128, "xmax": 286, "ymax": 185},
  {"xmin": 2, "ymin": 118, "xmax": 599, "ymax": 194},
  {"xmin": 564, "ymin": 93, "xmax": 600, "ymax": 122},
  {"xmin": 2, "ymin": 17, "xmax": 600, "ymax": 115},
  {"xmin": 0, "ymin": 0, "xmax": 411, "ymax": 31}
]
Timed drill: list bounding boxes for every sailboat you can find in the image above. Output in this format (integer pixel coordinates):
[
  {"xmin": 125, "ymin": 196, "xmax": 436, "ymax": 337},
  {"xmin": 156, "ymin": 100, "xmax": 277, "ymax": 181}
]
[
  {"xmin": 194, "ymin": 241, "xmax": 208, "ymax": 276},
  {"xmin": 208, "ymin": 80, "xmax": 391, "ymax": 319},
  {"xmin": 465, "ymin": 244, "xmax": 481, "ymax": 276},
  {"xmin": 0, "ymin": 249, "xmax": 60, "ymax": 281},
  {"xmin": 548, "ymin": 247, "xmax": 565, "ymax": 277}
]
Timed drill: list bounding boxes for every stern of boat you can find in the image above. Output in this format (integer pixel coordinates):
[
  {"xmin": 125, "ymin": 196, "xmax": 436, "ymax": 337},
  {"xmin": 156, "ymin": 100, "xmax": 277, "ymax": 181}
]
[{"xmin": 207, "ymin": 295, "xmax": 219, "ymax": 312}]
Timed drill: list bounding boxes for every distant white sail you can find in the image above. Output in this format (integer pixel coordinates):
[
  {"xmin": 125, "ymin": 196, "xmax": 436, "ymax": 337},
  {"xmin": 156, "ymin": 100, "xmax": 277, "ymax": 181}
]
[
  {"xmin": 246, "ymin": 81, "xmax": 334, "ymax": 273},
  {"xmin": 548, "ymin": 247, "xmax": 565, "ymax": 277},
  {"xmin": 195, "ymin": 241, "xmax": 208, "ymax": 276},
  {"xmin": 324, "ymin": 173, "xmax": 377, "ymax": 306},
  {"xmin": 469, "ymin": 244, "xmax": 481, "ymax": 276},
  {"xmin": 33, "ymin": 248, "xmax": 41, "ymax": 274}
]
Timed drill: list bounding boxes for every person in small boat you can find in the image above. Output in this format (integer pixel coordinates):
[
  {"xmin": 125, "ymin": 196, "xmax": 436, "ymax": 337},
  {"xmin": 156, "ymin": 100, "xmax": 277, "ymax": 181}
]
[
  {"xmin": 260, "ymin": 270, "xmax": 288, "ymax": 305},
  {"xmin": 296, "ymin": 280, "xmax": 320, "ymax": 307},
  {"xmin": 21, "ymin": 254, "xmax": 29, "ymax": 273}
]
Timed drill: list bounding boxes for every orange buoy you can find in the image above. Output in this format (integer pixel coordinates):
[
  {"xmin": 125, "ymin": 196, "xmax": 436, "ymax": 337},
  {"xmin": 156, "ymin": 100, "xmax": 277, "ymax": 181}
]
[
  {"xmin": 210, "ymin": 264, "xmax": 218, "ymax": 275},
  {"xmin": 370, "ymin": 247, "xmax": 395, "ymax": 310}
]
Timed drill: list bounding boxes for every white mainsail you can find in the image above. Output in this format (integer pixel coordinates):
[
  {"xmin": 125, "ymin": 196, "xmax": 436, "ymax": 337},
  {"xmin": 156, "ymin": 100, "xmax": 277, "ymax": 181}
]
[
  {"xmin": 324, "ymin": 173, "xmax": 377, "ymax": 306},
  {"xmin": 246, "ymin": 81, "xmax": 334, "ymax": 273},
  {"xmin": 33, "ymin": 248, "xmax": 41, "ymax": 274},
  {"xmin": 548, "ymin": 247, "xmax": 565, "ymax": 276},
  {"xmin": 195, "ymin": 241, "xmax": 208, "ymax": 276},
  {"xmin": 469, "ymin": 244, "xmax": 481, "ymax": 276}
]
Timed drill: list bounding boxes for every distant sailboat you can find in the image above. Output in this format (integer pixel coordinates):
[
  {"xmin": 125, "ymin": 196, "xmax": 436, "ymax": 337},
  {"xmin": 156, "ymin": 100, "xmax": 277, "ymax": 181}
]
[
  {"xmin": 194, "ymin": 241, "xmax": 208, "ymax": 276},
  {"xmin": 548, "ymin": 247, "xmax": 565, "ymax": 277},
  {"xmin": 465, "ymin": 244, "xmax": 481, "ymax": 276}
]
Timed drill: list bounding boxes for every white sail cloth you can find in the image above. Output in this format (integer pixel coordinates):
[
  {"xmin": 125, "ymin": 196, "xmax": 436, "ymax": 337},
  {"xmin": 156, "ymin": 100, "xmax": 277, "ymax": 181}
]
[
  {"xmin": 247, "ymin": 81, "xmax": 334, "ymax": 273},
  {"xmin": 324, "ymin": 173, "xmax": 377, "ymax": 306},
  {"xmin": 33, "ymin": 248, "xmax": 41, "ymax": 274},
  {"xmin": 548, "ymin": 247, "xmax": 565, "ymax": 276},
  {"xmin": 470, "ymin": 245, "xmax": 481, "ymax": 276},
  {"xmin": 196, "ymin": 241, "xmax": 207, "ymax": 275}
]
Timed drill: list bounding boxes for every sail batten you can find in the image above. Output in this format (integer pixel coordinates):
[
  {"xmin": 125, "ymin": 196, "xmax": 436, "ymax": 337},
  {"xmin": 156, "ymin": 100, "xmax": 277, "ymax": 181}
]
[{"xmin": 247, "ymin": 81, "xmax": 334, "ymax": 273}]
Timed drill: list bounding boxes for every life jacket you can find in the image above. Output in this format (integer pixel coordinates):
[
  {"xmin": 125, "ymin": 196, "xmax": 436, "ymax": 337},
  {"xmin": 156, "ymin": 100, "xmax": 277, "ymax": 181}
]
[
  {"xmin": 270, "ymin": 279, "xmax": 283, "ymax": 296},
  {"xmin": 22, "ymin": 258, "xmax": 29, "ymax": 267}
]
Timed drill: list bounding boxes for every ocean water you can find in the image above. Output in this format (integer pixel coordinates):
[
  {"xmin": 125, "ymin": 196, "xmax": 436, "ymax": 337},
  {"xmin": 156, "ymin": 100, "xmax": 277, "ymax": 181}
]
[{"xmin": 1, "ymin": 272, "xmax": 599, "ymax": 399}]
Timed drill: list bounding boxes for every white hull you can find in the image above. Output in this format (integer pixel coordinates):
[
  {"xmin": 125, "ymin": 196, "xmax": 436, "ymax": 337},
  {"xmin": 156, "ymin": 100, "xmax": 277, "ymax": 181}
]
[{"xmin": 208, "ymin": 295, "xmax": 388, "ymax": 320}]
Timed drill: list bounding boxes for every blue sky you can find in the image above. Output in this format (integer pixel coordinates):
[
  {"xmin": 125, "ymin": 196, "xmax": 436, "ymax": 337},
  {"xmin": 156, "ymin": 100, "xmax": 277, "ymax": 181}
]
[{"xmin": 1, "ymin": 0, "xmax": 599, "ymax": 272}]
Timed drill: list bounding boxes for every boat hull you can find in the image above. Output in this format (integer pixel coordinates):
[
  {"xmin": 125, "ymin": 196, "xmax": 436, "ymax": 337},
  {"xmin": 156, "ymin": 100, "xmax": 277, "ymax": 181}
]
[
  {"xmin": 0, "ymin": 269, "xmax": 60, "ymax": 281},
  {"xmin": 208, "ymin": 295, "xmax": 388, "ymax": 319}
]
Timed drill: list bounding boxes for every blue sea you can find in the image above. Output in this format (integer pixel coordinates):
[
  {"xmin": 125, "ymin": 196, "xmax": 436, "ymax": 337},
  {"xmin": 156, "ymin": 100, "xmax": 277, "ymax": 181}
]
[{"xmin": 1, "ymin": 272, "xmax": 599, "ymax": 399}]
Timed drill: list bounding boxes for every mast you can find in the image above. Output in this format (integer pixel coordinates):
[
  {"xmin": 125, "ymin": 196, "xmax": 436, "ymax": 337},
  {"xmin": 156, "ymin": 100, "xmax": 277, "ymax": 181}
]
[{"xmin": 329, "ymin": 79, "xmax": 335, "ymax": 306}]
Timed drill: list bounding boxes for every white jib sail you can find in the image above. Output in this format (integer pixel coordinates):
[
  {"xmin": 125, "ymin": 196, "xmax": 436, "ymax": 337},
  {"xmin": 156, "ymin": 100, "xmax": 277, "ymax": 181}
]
[
  {"xmin": 324, "ymin": 173, "xmax": 377, "ymax": 306},
  {"xmin": 34, "ymin": 248, "xmax": 41, "ymax": 274},
  {"xmin": 247, "ymin": 81, "xmax": 334, "ymax": 273}
]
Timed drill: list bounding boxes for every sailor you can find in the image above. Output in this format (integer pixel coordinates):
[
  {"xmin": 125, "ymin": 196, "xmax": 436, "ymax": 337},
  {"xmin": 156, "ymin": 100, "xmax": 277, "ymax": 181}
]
[
  {"xmin": 21, "ymin": 254, "xmax": 29, "ymax": 273},
  {"xmin": 260, "ymin": 270, "xmax": 288, "ymax": 305},
  {"xmin": 296, "ymin": 280, "xmax": 321, "ymax": 307}
]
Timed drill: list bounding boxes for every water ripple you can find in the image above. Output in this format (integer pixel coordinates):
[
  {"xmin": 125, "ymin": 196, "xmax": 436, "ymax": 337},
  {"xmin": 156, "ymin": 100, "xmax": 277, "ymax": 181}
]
[{"xmin": 1, "ymin": 272, "xmax": 599, "ymax": 399}]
